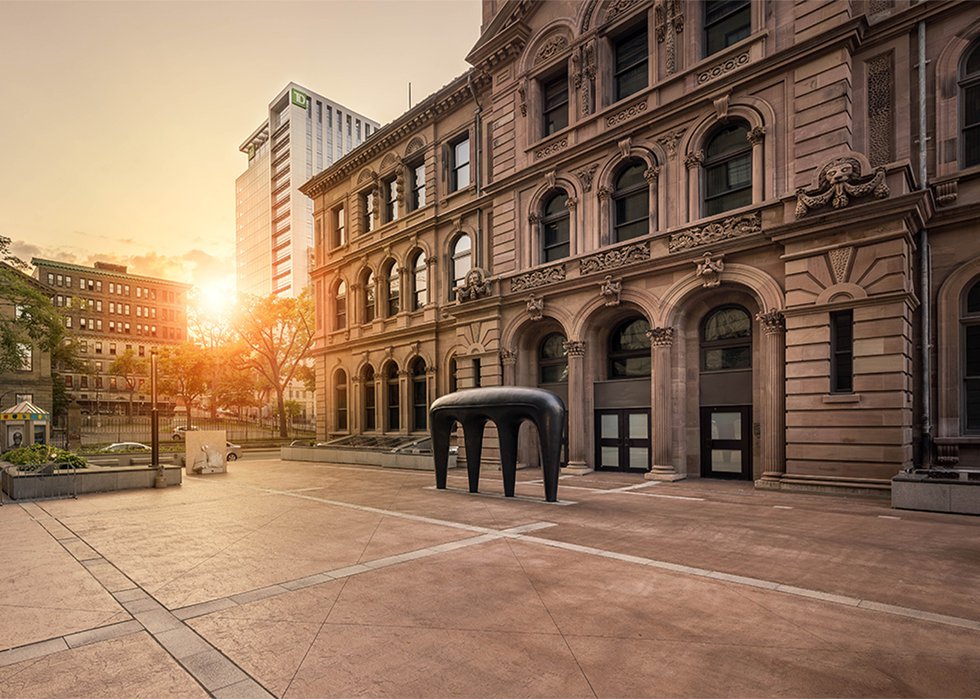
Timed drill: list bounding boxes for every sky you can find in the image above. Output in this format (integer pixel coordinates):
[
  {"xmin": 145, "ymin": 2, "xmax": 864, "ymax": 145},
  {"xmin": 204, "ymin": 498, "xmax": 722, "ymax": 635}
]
[{"xmin": 0, "ymin": 0, "xmax": 482, "ymax": 294}]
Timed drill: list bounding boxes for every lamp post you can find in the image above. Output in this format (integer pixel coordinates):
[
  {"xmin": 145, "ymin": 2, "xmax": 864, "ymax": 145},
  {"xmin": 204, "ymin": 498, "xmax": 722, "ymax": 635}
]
[{"xmin": 151, "ymin": 349, "xmax": 165, "ymax": 488}]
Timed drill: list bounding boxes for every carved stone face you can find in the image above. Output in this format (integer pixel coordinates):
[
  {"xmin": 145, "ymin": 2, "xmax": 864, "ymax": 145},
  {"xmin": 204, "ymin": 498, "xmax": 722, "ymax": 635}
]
[{"xmin": 823, "ymin": 159, "xmax": 857, "ymax": 185}]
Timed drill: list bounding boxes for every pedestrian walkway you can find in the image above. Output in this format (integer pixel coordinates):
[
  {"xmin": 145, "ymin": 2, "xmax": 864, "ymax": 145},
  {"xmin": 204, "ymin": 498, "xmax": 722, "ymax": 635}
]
[{"xmin": 1, "ymin": 459, "xmax": 978, "ymax": 697}]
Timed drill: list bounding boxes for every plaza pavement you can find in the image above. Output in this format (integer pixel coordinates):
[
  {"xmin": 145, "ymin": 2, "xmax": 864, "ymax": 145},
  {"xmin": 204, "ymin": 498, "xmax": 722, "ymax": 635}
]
[{"xmin": 1, "ymin": 458, "xmax": 979, "ymax": 698}]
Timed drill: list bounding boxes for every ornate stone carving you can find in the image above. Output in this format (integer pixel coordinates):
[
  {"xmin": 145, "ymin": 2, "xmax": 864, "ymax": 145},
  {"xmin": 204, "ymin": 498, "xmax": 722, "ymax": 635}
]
[
  {"xmin": 357, "ymin": 168, "xmax": 376, "ymax": 184},
  {"xmin": 573, "ymin": 40, "xmax": 597, "ymax": 116},
  {"xmin": 668, "ymin": 212, "xmax": 761, "ymax": 253},
  {"xmin": 795, "ymin": 155, "xmax": 889, "ymax": 218},
  {"xmin": 643, "ymin": 166, "xmax": 660, "ymax": 183},
  {"xmin": 867, "ymin": 52, "xmax": 894, "ymax": 167},
  {"xmin": 596, "ymin": 185, "xmax": 612, "ymax": 201},
  {"xmin": 575, "ymin": 164, "xmax": 599, "ymax": 192},
  {"xmin": 869, "ymin": 0, "xmax": 894, "ymax": 15},
  {"xmin": 756, "ymin": 309, "xmax": 785, "ymax": 335},
  {"xmin": 545, "ymin": 169, "xmax": 557, "ymax": 189},
  {"xmin": 455, "ymin": 267, "xmax": 493, "ymax": 301},
  {"xmin": 528, "ymin": 211, "xmax": 541, "ymax": 225},
  {"xmin": 604, "ymin": 0, "xmax": 640, "ymax": 24},
  {"xmin": 645, "ymin": 326, "xmax": 674, "ymax": 347},
  {"xmin": 617, "ymin": 137, "xmax": 632, "ymax": 159},
  {"xmin": 657, "ymin": 129, "xmax": 686, "ymax": 159},
  {"xmin": 684, "ymin": 150, "xmax": 704, "ymax": 169},
  {"xmin": 536, "ymin": 34, "xmax": 568, "ymax": 63},
  {"xmin": 935, "ymin": 180, "xmax": 958, "ymax": 206},
  {"xmin": 713, "ymin": 93, "xmax": 730, "ymax": 120},
  {"xmin": 518, "ymin": 80, "xmax": 528, "ymax": 117},
  {"xmin": 696, "ymin": 51, "xmax": 750, "ymax": 85},
  {"xmin": 695, "ymin": 252, "xmax": 724, "ymax": 288},
  {"xmin": 535, "ymin": 137, "xmax": 568, "ymax": 160},
  {"xmin": 828, "ymin": 247, "xmax": 853, "ymax": 284},
  {"xmin": 526, "ymin": 293, "xmax": 544, "ymax": 321},
  {"xmin": 567, "ymin": 195, "xmax": 579, "ymax": 209},
  {"xmin": 599, "ymin": 275, "xmax": 622, "ymax": 306},
  {"xmin": 580, "ymin": 242, "xmax": 650, "ymax": 275},
  {"xmin": 654, "ymin": 0, "xmax": 684, "ymax": 75},
  {"xmin": 405, "ymin": 136, "xmax": 425, "ymax": 155},
  {"xmin": 510, "ymin": 265, "xmax": 566, "ymax": 292},
  {"xmin": 746, "ymin": 126, "xmax": 766, "ymax": 145},
  {"xmin": 563, "ymin": 340, "xmax": 586, "ymax": 357},
  {"xmin": 500, "ymin": 348, "xmax": 518, "ymax": 365},
  {"xmin": 606, "ymin": 100, "xmax": 648, "ymax": 127}
]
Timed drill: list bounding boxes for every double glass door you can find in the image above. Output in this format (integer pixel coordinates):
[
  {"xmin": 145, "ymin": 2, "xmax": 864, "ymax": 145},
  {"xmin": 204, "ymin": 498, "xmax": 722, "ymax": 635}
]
[
  {"xmin": 700, "ymin": 406, "xmax": 752, "ymax": 479},
  {"xmin": 595, "ymin": 409, "xmax": 650, "ymax": 472}
]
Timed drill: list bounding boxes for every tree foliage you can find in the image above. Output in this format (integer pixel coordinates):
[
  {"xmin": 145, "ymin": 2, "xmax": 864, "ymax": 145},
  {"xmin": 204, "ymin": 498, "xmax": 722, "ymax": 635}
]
[
  {"xmin": 109, "ymin": 348, "xmax": 147, "ymax": 416},
  {"xmin": 233, "ymin": 291, "xmax": 315, "ymax": 437},
  {"xmin": 157, "ymin": 342, "xmax": 210, "ymax": 427}
]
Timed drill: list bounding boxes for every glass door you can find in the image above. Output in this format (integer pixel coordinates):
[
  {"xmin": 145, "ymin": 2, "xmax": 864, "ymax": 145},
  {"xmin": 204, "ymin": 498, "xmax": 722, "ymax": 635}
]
[
  {"xmin": 700, "ymin": 406, "xmax": 751, "ymax": 479},
  {"xmin": 595, "ymin": 409, "xmax": 650, "ymax": 472}
]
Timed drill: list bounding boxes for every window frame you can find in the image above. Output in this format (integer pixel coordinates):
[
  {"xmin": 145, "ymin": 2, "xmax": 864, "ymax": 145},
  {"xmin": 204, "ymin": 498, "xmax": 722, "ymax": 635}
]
[
  {"xmin": 612, "ymin": 23, "xmax": 649, "ymax": 103},
  {"xmin": 383, "ymin": 174, "xmax": 399, "ymax": 223},
  {"xmin": 411, "ymin": 358, "xmax": 427, "ymax": 432},
  {"xmin": 700, "ymin": 305, "xmax": 752, "ymax": 373},
  {"xmin": 449, "ymin": 135, "xmax": 471, "ymax": 192},
  {"xmin": 363, "ymin": 366, "xmax": 377, "ymax": 431},
  {"xmin": 608, "ymin": 317, "xmax": 651, "ymax": 379},
  {"xmin": 385, "ymin": 261, "xmax": 400, "ymax": 318},
  {"xmin": 830, "ymin": 309, "xmax": 855, "ymax": 394},
  {"xmin": 334, "ymin": 280, "xmax": 347, "ymax": 331},
  {"xmin": 385, "ymin": 363, "xmax": 400, "ymax": 431},
  {"xmin": 541, "ymin": 190, "xmax": 571, "ymax": 262},
  {"xmin": 332, "ymin": 204, "xmax": 346, "ymax": 248},
  {"xmin": 541, "ymin": 69, "xmax": 569, "ymax": 137},
  {"xmin": 334, "ymin": 370, "xmax": 348, "ymax": 431},
  {"xmin": 362, "ymin": 188, "xmax": 376, "ymax": 233},
  {"xmin": 961, "ymin": 42, "xmax": 980, "ymax": 168},
  {"xmin": 962, "ymin": 280, "xmax": 980, "ymax": 433},
  {"xmin": 411, "ymin": 250, "xmax": 427, "ymax": 311},
  {"xmin": 451, "ymin": 235, "xmax": 472, "ymax": 297},
  {"xmin": 703, "ymin": 0, "xmax": 751, "ymax": 58},
  {"xmin": 363, "ymin": 270, "xmax": 376, "ymax": 324},
  {"xmin": 702, "ymin": 121, "xmax": 753, "ymax": 217},
  {"xmin": 408, "ymin": 160, "xmax": 426, "ymax": 211},
  {"xmin": 538, "ymin": 333, "xmax": 569, "ymax": 384},
  {"xmin": 612, "ymin": 159, "xmax": 649, "ymax": 242}
]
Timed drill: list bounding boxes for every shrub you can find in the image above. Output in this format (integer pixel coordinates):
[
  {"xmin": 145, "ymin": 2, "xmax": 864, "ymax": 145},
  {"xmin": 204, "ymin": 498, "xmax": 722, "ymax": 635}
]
[{"xmin": 3, "ymin": 444, "xmax": 87, "ymax": 470}]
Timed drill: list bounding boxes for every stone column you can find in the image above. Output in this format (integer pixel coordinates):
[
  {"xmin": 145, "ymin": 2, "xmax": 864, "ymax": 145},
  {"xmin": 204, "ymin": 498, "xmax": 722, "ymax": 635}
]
[
  {"xmin": 563, "ymin": 340, "xmax": 592, "ymax": 474},
  {"xmin": 645, "ymin": 327, "xmax": 684, "ymax": 481},
  {"xmin": 351, "ymin": 376, "xmax": 362, "ymax": 433},
  {"xmin": 644, "ymin": 166, "xmax": 660, "ymax": 233},
  {"xmin": 747, "ymin": 126, "xmax": 766, "ymax": 204},
  {"xmin": 597, "ymin": 187, "xmax": 611, "ymax": 248},
  {"xmin": 756, "ymin": 309, "xmax": 786, "ymax": 483},
  {"xmin": 500, "ymin": 349, "xmax": 517, "ymax": 386},
  {"xmin": 398, "ymin": 369, "xmax": 410, "ymax": 435},
  {"xmin": 685, "ymin": 151, "xmax": 703, "ymax": 220}
]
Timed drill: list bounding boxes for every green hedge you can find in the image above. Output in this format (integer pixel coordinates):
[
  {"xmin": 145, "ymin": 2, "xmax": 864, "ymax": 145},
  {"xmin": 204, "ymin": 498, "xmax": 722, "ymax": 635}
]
[{"xmin": 3, "ymin": 444, "xmax": 87, "ymax": 470}]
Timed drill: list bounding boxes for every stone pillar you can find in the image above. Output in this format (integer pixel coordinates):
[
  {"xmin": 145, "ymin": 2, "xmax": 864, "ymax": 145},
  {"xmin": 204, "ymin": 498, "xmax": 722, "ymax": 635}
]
[
  {"xmin": 398, "ymin": 370, "xmax": 410, "ymax": 435},
  {"xmin": 644, "ymin": 166, "xmax": 660, "ymax": 233},
  {"xmin": 500, "ymin": 349, "xmax": 517, "ymax": 386},
  {"xmin": 597, "ymin": 187, "xmax": 611, "ymax": 247},
  {"xmin": 756, "ymin": 309, "xmax": 786, "ymax": 483},
  {"xmin": 645, "ymin": 327, "xmax": 685, "ymax": 481},
  {"xmin": 685, "ymin": 151, "xmax": 703, "ymax": 220},
  {"xmin": 351, "ymin": 376, "xmax": 362, "ymax": 433},
  {"xmin": 563, "ymin": 340, "xmax": 592, "ymax": 475},
  {"xmin": 747, "ymin": 126, "xmax": 766, "ymax": 204}
]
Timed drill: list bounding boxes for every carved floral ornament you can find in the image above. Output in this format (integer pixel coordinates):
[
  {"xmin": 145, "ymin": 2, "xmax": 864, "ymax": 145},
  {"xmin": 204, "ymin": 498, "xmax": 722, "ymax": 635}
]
[
  {"xmin": 500, "ymin": 348, "xmax": 518, "ymax": 365},
  {"xmin": 795, "ymin": 155, "xmax": 890, "ymax": 218},
  {"xmin": 526, "ymin": 293, "xmax": 545, "ymax": 321},
  {"xmin": 580, "ymin": 242, "xmax": 650, "ymax": 275},
  {"xmin": 645, "ymin": 326, "xmax": 674, "ymax": 347},
  {"xmin": 694, "ymin": 252, "xmax": 724, "ymax": 288},
  {"xmin": 599, "ymin": 275, "xmax": 622, "ymax": 306},
  {"xmin": 535, "ymin": 34, "xmax": 569, "ymax": 64},
  {"xmin": 510, "ymin": 265, "xmax": 566, "ymax": 292},
  {"xmin": 563, "ymin": 340, "xmax": 586, "ymax": 356},
  {"xmin": 755, "ymin": 308, "xmax": 785, "ymax": 334},
  {"xmin": 668, "ymin": 212, "xmax": 761, "ymax": 253}
]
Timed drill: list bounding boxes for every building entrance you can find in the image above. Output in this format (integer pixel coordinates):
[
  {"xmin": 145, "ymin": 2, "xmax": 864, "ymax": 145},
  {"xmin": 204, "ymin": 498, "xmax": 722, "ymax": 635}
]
[
  {"xmin": 595, "ymin": 409, "xmax": 650, "ymax": 472},
  {"xmin": 700, "ymin": 406, "xmax": 752, "ymax": 479}
]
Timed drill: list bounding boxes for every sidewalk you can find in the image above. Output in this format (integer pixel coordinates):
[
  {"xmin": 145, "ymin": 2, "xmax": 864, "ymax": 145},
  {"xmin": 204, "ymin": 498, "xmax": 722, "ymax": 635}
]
[{"xmin": 1, "ymin": 459, "xmax": 978, "ymax": 698}]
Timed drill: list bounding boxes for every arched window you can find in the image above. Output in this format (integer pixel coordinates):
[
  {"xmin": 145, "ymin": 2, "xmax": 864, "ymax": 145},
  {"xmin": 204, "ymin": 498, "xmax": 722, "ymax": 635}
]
[
  {"xmin": 609, "ymin": 317, "xmax": 651, "ymax": 378},
  {"xmin": 363, "ymin": 271, "xmax": 376, "ymax": 323},
  {"xmin": 362, "ymin": 365, "xmax": 376, "ymax": 431},
  {"xmin": 539, "ymin": 333, "xmax": 568, "ymax": 384},
  {"xmin": 613, "ymin": 159, "xmax": 649, "ymax": 242},
  {"xmin": 703, "ymin": 121, "xmax": 752, "ymax": 216},
  {"xmin": 963, "ymin": 280, "xmax": 980, "ymax": 432},
  {"xmin": 386, "ymin": 363, "xmax": 400, "ymax": 431},
  {"xmin": 541, "ymin": 191, "xmax": 570, "ymax": 262},
  {"xmin": 451, "ymin": 235, "xmax": 472, "ymax": 294},
  {"xmin": 411, "ymin": 250, "xmax": 427, "ymax": 311},
  {"xmin": 411, "ymin": 358, "xmax": 427, "ymax": 431},
  {"xmin": 962, "ymin": 43, "xmax": 980, "ymax": 167},
  {"xmin": 334, "ymin": 369, "xmax": 348, "ymax": 431},
  {"xmin": 334, "ymin": 280, "xmax": 347, "ymax": 330},
  {"xmin": 385, "ymin": 262, "xmax": 400, "ymax": 317},
  {"xmin": 701, "ymin": 306, "xmax": 752, "ymax": 371}
]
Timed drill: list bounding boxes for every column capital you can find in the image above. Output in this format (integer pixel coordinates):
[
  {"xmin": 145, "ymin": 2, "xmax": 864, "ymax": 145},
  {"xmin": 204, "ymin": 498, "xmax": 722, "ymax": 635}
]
[
  {"xmin": 684, "ymin": 150, "xmax": 704, "ymax": 169},
  {"xmin": 563, "ymin": 340, "xmax": 586, "ymax": 357},
  {"xmin": 500, "ymin": 348, "xmax": 518, "ymax": 365},
  {"xmin": 645, "ymin": 326, "xmax": 674, "ymax": 347},
  {"xmin": 756, "ymin": 308, "xmax": 785, "ymax": 334},
  {"xmin": 747, "ymin": 125, "xmax": 766, "ymax": 145}
]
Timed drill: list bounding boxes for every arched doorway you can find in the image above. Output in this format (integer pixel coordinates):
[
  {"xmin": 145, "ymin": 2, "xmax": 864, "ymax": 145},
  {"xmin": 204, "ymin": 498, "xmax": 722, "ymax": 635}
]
[
  {"xmin": 595, "ymin": 316, "xmax": 651, "ymax": 473},
  {"xmin": 699, "ymin": 305, "xmax": 752, "ymax": 479}
]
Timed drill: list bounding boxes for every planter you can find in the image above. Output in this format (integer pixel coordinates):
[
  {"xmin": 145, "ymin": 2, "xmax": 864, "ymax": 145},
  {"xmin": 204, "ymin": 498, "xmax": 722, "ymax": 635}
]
[
  {"xmin": 281, "ymin": 445, "xmax": 457, "ymax": 471},
  {"xmin": 2, "ymin": 461, "xmax": 182, "ymax": 500},
  {"xmin": 891, "ymin": 470, "xmax": 980, "ymax": 515}
]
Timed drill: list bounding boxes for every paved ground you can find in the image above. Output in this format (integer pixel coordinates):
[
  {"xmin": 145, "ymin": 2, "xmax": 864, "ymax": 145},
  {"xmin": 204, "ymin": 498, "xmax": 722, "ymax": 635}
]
[{"xmin": 1, "ymin": 459, "xmax": 979, "ymax": 698}]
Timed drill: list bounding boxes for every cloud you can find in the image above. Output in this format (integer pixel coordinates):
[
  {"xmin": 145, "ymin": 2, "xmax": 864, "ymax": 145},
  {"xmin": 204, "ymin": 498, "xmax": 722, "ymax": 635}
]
[{"xmin": 11, "ymin": 238, "xmax": 234, "ymax": 291}]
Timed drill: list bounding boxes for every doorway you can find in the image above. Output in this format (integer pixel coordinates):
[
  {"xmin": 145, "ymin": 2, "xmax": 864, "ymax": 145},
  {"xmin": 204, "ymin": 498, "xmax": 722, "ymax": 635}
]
[{"xmin": 595, "ymin": 409, "xmax": 650, "ymax": 472}]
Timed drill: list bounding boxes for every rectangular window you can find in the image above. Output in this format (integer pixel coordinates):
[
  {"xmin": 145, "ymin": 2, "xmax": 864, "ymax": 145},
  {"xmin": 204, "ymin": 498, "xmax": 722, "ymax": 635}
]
[
  {"xmin": 704, "ymin": 0, "xmax": 751, "ymax": 57},
  {"xmin": 109, "ymin": 282, "xmax": 115, "ymax": 294},
  {"xmin": 614, "ymin": 25, "xmax": 648, "ymax": 101},
  {"xmin": 363, "ymin": 190, "xmax": 375, "ymax": 232},
  {"xmin": 384, "ymin": 176, "xmax": 398, "ymax": 222},
  {"xmin": 450, "ymin": 136, "xmax": 470, "ymax": 192},
  {"xmin": 334, "ymin": 206, "xmax": 346, "ymax": 247},
  {"xmin": 542, "ymin": 71, "xmax": 569, "ymax": 136},
  {"xmin": 830, "ymin": 310, "xmax": 854, "ymax": 393},
  {"xmin": 409, "ymin": 161, "xmax": 426, "ymax": 210},
  {"xmin": 473, "ymin": 357, "xmax": 482, "ymax": 388},
  {"xmin": 95, "ymin": 342, "xmax": 103, "ymax": 354}
]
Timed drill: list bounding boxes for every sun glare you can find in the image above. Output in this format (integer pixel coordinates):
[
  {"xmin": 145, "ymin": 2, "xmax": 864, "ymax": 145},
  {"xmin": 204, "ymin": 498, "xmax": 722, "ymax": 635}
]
[{"xmin": 193, "ymin": 277, "xmax": 237, "ymax": 319}]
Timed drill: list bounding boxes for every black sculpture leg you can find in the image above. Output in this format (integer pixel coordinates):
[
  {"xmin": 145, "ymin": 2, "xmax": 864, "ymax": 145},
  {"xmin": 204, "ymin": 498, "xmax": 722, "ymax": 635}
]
[
  {"xmin": 461, "ymin": 416, "xmax": 487, "ymax": 493},
  {"xmin": 497, "ymin": 418, "xmax": 520, "ymax": 497},
  {"xmin": 430, "ymin": 411, "xmax": 454, "ymax": 490},
  {"xmin": 537, "ymin": 412, "xmax": 564, "ymax": 503}
]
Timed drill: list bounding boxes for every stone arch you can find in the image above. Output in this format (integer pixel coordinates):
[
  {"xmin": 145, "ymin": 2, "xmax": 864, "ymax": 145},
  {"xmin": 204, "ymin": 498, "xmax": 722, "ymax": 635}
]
[
  {"xmin": 520, "ymin": 22, "xmax": 575, "ymax": 75},
  {"xmin": 935, "ymin": 17, "xmax": 980, "ymax": 177},
  {"xmin": 379, "ymin": 152, "xmax": 400, "ymax": 173},
  {"xmin": 356, "ymin": 168, "xmax": 376, "ymax": 185},
  {"xmin": 815, "ymin": 283, "xmax": 869, "ymax": 305},
  {"xmin": 570, "ymin": 284, "xmax": 659, "ymax": 339},
  {"xmin": 501, "ymin": 309, "xmax": 574, "ymax": 356},
  {"xmin": 405, "ymin": 136, "xmax": 426, "ymax": 156},
  {"xmin": 657, "ymin": 263, "xmax": 784, "ymax": 327},
  {"xmin": 595, "ymin": 145, "xmax": 659, "ymax": 193},
  {"xmin": 936, "ymin": 257, "xmax": 980, "ymax": 438}
]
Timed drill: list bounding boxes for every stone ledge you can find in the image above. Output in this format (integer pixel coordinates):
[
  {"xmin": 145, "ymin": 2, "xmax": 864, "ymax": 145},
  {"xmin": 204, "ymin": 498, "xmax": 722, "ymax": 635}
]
[{"xmin": 891, "ymin": 472, "xmax": 980, "ymax": 516}]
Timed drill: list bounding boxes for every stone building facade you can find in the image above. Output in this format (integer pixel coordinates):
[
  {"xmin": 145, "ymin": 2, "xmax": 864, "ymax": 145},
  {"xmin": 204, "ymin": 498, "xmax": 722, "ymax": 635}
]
[{"xmin": 303, "ymin": 0, "xmax": 980, "ymax": 493}]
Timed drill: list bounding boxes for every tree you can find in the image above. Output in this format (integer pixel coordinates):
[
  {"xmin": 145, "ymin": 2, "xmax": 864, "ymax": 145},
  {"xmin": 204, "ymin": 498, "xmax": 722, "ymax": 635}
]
[
  {"xmin": 157, "ymin": 342, "xmax": 210, "ymax": 427},
  {"xmin": 0, "ymin": 237, "xmax": 71, "ymax": 375},
  {"xmin": 234, "ymin": 291, "xmax": 315, "ymax": 437},
  {"xmin": 108, "ymin": 349, "xmax": 147, "ymax": 417}
]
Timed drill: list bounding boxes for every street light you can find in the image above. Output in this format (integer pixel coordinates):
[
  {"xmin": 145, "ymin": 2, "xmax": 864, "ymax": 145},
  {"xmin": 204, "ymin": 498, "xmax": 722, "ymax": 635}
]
[{"xmin": 151, "ymin": 349, "xmax": 165, "ymax": 488}]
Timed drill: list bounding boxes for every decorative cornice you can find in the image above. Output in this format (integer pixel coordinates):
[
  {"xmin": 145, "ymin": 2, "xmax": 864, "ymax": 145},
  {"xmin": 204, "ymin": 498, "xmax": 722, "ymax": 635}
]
[
  {"xmin": 535, "ymin": 137, "xmax": 569, "ymax": 160},
  {"xmin": 580, "ymin": 242, "xmax": 650, "ymax": 275},
  {"xmin": 668, "ymin": 212, "xmax": 761, "ymax": 253},
  {"xmin": 696, "ymin": 51, "xmax": 750, "ymax": 85},
  {"xmin": 510, "ymin": 265, "xmax": 566, "ymax": 292},
  {"xmin": 605, "ymin": 99, "xmax": 648, "ymax": 127}
]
